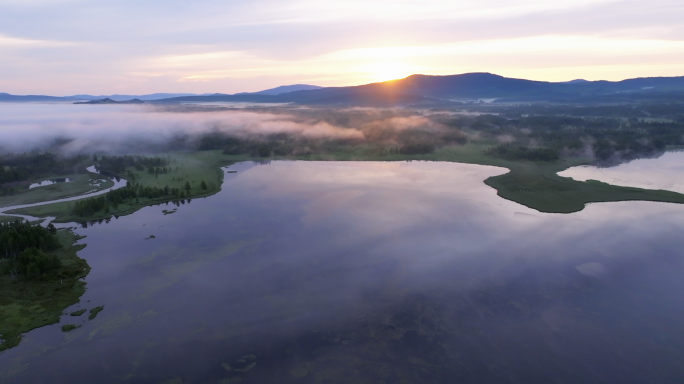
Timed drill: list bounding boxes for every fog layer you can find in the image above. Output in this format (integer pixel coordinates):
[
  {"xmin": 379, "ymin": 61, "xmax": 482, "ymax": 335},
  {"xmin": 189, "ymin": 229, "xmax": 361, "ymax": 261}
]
[{"xmin": 0, "ymin": 103, "xmax": 458, "ymax": 155}]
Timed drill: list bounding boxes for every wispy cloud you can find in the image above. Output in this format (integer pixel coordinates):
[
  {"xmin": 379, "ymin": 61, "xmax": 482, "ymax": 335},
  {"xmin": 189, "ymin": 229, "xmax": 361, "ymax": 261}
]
[
  {"xmin": 0, "ymin": 33, "xmax": 78, "ymax": 48},
  {"xmin": 0, "ymin": 0, "xmax": 682, "ymax": 93}
]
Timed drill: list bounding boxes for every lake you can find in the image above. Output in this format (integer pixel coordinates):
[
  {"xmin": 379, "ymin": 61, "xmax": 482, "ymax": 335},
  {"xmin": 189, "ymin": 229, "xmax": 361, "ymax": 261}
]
[
  {"xmin": 559, "ymin": 151, "xmax": 684, "ymax": 193},
  {"xmin": 1, "ymin": 160, "xmax": 684, "ymax": 383}
]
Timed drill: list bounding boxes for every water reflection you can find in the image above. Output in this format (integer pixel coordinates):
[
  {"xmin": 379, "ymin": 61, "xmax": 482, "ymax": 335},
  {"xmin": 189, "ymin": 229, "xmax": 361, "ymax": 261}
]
[
  {"xmin": 1, "ymin": 161, "xmax": 684, "ymax": 383},
  {"xmin": 28, "ymin": 178, "xmax": 73, "ymax": 189},
  {"xmin": 559, "ymin": 151, "xmax": 684, "ymax": 193}
]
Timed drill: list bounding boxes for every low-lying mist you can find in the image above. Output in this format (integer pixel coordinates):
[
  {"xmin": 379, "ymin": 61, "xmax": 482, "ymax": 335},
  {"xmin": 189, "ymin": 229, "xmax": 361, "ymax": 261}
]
[
  {"xmin": 2, "ymin": 102, "xmax": 680, "ymax": 167},
  {"xmin": 0, "ymin": 103, "xmax": 466, "ymax": 157}
]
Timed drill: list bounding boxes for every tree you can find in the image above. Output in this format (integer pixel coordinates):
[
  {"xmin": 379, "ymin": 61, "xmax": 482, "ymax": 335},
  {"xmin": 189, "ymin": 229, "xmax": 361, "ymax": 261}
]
[
  {"xmin": 184, "ymin": 181, "xmax": 191, "ymax": 191},
  {"xmin": 200, "ymin": 181, "xmax": 207, "ymax": 190}
]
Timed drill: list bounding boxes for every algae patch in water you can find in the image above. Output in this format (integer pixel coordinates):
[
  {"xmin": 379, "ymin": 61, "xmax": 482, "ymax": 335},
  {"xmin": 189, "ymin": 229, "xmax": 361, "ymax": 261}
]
[
  {"xmin": 61, "ymin": 324, "xmax": 81, "ymax": 332},
  {"xmin": 222, "ymin": 354, "xmax": 256, "ymax": 372},
  {"xmin": 70, "ymin": 309, "xmax": 86, "ymax": 316},
  {"xmin": 89, "ymin": 305, "xmax": 104, "ymax": 320}
]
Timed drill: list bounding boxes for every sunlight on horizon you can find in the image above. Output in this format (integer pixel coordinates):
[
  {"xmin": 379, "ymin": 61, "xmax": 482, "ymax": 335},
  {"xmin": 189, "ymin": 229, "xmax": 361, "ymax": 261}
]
[{"xmin": 0, "ymin": 0, "xmax": 682, "ymax": 93}]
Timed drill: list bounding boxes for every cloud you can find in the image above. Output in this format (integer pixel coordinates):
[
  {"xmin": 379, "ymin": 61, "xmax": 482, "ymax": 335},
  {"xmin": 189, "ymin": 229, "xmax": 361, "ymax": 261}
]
[
  {"xmin": 0, "ymin": 0, "xmax": 682, "ymax": 93},
  {"xmin": 0, "ymin": 33, "xmax": 77, "ymax": 48}
]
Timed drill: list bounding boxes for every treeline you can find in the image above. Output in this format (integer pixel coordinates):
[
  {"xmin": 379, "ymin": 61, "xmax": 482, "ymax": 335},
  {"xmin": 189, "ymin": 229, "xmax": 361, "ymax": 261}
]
[
  {"xmin": 72, "ymin": 181, "xmax": 194, "ymax": 217},
  {"xmin": 198, "ymin": 131, "xmax": 466, "ymax": 158},
  {"xmin": 0, "ymin": 220, "xmax": 62, "ymax": 278},
  {"xmin": 443, "ymin": 113, "xmax": 684, "ymax": 163},
  {"xmin": 95, "ymin": 155, "xmax": 169, "ymax": 174},
  {"xmin": 199, "ymin": 134, "xmax": 294, "ymax": 157},
  {"xmin": 486, "ymin": 144, "xmax": 559, "ymax": 162},
  {"xmin": 0, "ymin": 152, "xmax": 90, "ymax": 186},
  {"xmin": 0, "ymin": 248, "xmax": 61, "ymax": 279},
  {"xmin": 0, "ymin": 220, "xmax": 60, "ymax": 257}
]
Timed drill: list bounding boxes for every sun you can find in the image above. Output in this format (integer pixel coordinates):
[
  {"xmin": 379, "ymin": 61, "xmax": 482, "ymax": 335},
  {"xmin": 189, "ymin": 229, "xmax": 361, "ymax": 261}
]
[{"xmin": 365, "ymin": 61, "xmax": 414, "ymax": 83}]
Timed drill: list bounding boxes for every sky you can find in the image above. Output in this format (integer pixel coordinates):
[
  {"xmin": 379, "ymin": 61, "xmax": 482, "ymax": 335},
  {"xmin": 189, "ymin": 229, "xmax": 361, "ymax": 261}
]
[{"xmin": 0, "ymin": 0, "xmax": 683, "ymax": 95}]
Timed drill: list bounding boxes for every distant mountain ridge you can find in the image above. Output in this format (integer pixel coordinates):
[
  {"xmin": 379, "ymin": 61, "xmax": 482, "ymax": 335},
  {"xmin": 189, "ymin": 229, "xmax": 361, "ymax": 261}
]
[
  {"xmin": 74, "ymin": 98, "xmax": 145, "ymax": 105},
  {"xmin": 72, "ymin": 93, "xmax": 212, "ymax": 101},
  {"xmin": 236, "ymin": 84, "xmax": 323, "ymax": 96},
  {"xmin": 154, "ymin": 73, "xmax": 684, "ymax": 105},
  {"xmin": 0, "ymin": 85, "xmax": 322, "ymax": 103},
  {"xmin": 0, "ymin": 93, "xmax": 80, "ymax": 102},
  {"xmin": 3, "ymin": 73, "xmax": 684, "ymax": 106}
]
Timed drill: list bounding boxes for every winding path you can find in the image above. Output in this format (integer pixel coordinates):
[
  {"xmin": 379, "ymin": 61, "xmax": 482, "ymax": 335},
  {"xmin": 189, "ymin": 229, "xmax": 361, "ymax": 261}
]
[{"xmin": 0, "ymin": 166, "xmax": 128, "ymax": 226}]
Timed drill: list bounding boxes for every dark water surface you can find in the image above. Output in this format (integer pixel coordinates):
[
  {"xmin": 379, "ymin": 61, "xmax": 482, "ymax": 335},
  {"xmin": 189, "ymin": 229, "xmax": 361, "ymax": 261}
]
[{"xmin": 2, "ymin": 161, "xmax": 684, "ymax": 383}]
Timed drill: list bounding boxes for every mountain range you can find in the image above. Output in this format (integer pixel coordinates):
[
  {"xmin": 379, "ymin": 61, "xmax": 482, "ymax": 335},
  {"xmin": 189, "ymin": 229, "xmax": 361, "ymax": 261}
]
[
  {"xmin": 2, "ymin": 73, "xmax": 684, "ymax": 106},
  {"xmin": 0, "ymin": 84, "xmax": 321, "ymax": 103}
]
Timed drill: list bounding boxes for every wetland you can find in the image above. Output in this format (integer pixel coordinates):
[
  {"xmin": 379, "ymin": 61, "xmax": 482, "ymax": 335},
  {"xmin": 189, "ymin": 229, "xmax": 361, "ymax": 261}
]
[{"xmin": 1, "ymin": 102, "xmax": 684, "ymax": 383}]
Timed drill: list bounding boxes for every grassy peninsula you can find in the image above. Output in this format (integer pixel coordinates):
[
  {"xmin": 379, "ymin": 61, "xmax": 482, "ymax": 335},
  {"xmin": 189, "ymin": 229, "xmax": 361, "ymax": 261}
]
[{"xmin": 289, "ymin": 144, "xmax": 684, "ymax": 213}]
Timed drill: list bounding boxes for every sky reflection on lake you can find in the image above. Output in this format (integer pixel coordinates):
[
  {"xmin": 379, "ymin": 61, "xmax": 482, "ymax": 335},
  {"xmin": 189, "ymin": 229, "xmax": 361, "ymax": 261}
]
[
  {"xmin": 1, "ymin": 161, "xmax": 684, "ymax": 383},
  {"xmin": 559, "ymin": 151, "xmax": 684, "ymax": 193}
]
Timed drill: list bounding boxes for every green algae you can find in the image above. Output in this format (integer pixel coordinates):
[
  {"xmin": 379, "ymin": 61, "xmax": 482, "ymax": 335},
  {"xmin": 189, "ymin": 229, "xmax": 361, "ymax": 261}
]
[
  {"xmin": 61, "ymin": 324, "xmax": 81, "ymax": 332},
  {"xmin": 88, "ymin": 305, "xmax": 104, "ymax": 320}
]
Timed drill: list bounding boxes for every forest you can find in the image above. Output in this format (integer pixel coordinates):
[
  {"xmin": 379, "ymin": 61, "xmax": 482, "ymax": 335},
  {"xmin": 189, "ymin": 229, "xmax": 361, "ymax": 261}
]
[
  {"xmin": 0, "ymin": 152, "xmax": 91, "ymax": 186},
  {"xmin": 95, "ymin": 154, "xmax": 169, "ymax": 174},
  {"xmin": 0, "ymin": 220, "xmax": 62, "ymax": 278},
  {"xmin": 71, "ymin": 180, "xmax": 192, "ymax": 217},
  {"xmin": 439, "ymin": 113, "xmax": 684, "ymax": 164},
  {"xmin": 190, "ymin": 105, "xmax": 683, "ymax": 164}
]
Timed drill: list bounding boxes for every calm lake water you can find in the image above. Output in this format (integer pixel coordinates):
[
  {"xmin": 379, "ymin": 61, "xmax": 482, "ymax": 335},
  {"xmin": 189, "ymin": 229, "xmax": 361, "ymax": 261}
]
[
  {"xmin": 2, "ymin": 161, "xmax": 684, "ymax": 383},
  {"xmin": 559, "ymin": 151, "xmax": 684, "ymax": 193}
]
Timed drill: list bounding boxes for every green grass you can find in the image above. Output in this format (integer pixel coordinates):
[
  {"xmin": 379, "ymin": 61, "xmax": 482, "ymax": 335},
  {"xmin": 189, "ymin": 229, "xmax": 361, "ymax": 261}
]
[
  {"xmin": 8, "ymin": 151, "xmax": 232, "ymax": 222},
  {"xmin": 0, "ymin": 173, "xmax": 113, "ymax": 208},
  {"xmin": 0, "ymin": 229, "xmax": 90, "ymax": 351},
  {"xmin": 0, "ymin": 216, "xmax": 19, "ymax": 224}
]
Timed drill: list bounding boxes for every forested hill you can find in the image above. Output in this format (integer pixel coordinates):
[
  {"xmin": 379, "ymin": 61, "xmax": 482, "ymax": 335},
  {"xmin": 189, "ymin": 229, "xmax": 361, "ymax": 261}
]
[
  {"xmin": 154, "ymin": 73, "xmax": 684, "ymax": 105},
  {"xmin": 6, "ymin": 73, "xmax": 684, "ymax": 106}
]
